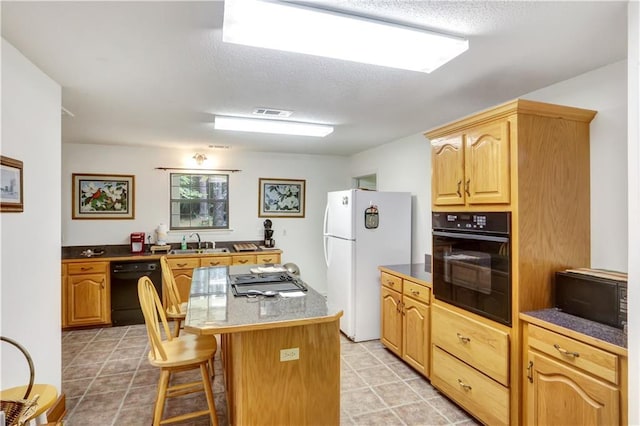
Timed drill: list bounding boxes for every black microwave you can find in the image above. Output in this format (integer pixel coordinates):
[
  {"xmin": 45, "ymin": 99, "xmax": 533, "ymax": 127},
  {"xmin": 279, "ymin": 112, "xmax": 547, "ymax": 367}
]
[{"xmin": 554, "ymin": 270, "xmax": 627, "ymax": 329}]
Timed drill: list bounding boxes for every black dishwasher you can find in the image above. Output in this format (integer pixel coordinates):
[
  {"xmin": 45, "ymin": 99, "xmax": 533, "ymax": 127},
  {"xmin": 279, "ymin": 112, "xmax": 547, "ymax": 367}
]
[{"xmin": 111, "ymin": 260, "xmax": 162, "ymax": 326}]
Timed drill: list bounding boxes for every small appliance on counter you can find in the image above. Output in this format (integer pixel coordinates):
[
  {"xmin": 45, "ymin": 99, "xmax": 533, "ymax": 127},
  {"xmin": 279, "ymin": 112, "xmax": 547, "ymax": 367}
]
[
  {"xmin": 263, "ymin": 219, "xmax": 275, "ymax": 248},
  {"xmin": 554, "ymin": 268, "xmax": 627, "ymax": 329},
  {"xmin": 130, "ymin": 232, "xmax": 145, "ymax": 254}
]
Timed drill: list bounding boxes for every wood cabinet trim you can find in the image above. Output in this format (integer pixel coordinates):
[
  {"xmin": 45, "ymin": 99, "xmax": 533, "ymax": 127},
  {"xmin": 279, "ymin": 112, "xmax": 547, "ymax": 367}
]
[{"xmin": 425, "ymin": 99, "xmax": 596, "ymax": 140}]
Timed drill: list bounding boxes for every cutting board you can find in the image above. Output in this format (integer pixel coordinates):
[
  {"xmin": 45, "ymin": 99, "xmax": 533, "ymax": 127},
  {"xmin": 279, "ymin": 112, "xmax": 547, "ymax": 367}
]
[{"xmin": 234, "ymin": 243, "xmax": 258, "ymax": 252}]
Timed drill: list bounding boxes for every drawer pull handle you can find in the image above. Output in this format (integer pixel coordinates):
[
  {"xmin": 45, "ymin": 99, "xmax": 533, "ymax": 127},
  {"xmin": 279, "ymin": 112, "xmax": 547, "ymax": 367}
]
[
  {"xmin": 527, "ymin": 360, "xmax": 533, "ymax": 383},
  {"xmin": 80, "ymin": 267, "xmax": 93, "ymax": 271},
  {"xmin": 457, "ymin": 379, "xmax": 472, "ymax": 391},
  {"xmin": 465, "ymin": 179, "xmax": 471, "ymax": 197},
  {"xmin": 387, "ymin": 280, "xmax": 394, "ymax": 286},
  {"xmin": 554, "ymin": 344, "xmax": 580, "ymax": 358},
  {"xmin": 177, "ymin": 263, "xmax": 188, "ymax": 267},
  {"xmin": 100, "ymin": 279, "xmax": 105, "ymax": 289},
  {"xmin": 238, "ymin": 260, "xmax": 248, "ymax": 264},
  {"xmin": 456, "ymin": 180, "xmax": 462, "ymax": 197},
  {"xmin": 210, "ymin": 262, "xmax": 220, "ymax": 266},
  {"xmin": 262, "ymin": 258, "xmax": 273, "ymax": 262},
  {"xmin": 456, "ymin": 333, "xmax": 471, "ymax": 344},
  {"xmin": 411, "ymin": 290, "xmax": 420, "ymax": 296}
]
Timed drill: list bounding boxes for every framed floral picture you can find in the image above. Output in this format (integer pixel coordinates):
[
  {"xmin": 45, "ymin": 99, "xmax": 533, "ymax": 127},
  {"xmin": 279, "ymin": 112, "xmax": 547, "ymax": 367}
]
[
  {"xmin": 1, "ymin": 155, "xmax": 24, "ymax": 213},
  {"xmin": 72, "ymin": 173, "xmax": 135, "ymax": 219},
  {"xmin": 258, "ymin": 178, "xmax": 305, "ymax": 218}
]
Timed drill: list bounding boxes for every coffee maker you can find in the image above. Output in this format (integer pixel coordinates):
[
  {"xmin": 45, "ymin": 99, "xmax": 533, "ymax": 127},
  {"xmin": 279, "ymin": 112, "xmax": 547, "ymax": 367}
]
[{"xmin": 263, "ymin": 219, "xmax": 275, "ymax": 248}]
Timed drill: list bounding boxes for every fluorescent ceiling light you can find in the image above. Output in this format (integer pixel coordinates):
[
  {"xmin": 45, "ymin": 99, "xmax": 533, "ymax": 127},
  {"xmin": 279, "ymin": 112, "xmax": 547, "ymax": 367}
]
[
  {"xmin": 214, "ymin": 116, "xmax": 334, "ymax": 137},
  {"xmin": 223, "ymin": 0, "xmax": 469, "ymax": 73}
]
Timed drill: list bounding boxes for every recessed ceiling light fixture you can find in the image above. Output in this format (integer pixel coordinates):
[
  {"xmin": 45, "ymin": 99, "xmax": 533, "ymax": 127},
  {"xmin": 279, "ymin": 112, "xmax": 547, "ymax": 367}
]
[
  {"xmin": 223, "ymin": 0, "xmax": 469, "ymax": 73},
  {"xmin": 214, "ymin": 115, "xmax": 334, "ymax": 137}
]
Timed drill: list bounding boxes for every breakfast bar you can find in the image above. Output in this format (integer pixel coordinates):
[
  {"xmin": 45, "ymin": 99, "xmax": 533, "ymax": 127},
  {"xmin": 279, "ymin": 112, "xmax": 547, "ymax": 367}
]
[{"xmin": 184, "ymin": 265, "xmax": 342, "ymax": 426}]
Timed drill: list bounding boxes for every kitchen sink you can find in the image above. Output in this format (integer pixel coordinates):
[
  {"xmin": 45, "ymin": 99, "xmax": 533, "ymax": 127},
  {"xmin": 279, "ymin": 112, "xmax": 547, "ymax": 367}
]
[{"xmin": 169, "ymin": 247, "xmax": 230, "ymax": 255}]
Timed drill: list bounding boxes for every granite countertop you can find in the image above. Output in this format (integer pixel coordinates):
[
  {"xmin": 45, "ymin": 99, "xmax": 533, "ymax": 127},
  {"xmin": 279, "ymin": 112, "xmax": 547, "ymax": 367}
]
[
  {"xmin": 185, "ymin": 265, "xmax": 340, "ymax": 334},
  {"xmin": 521, "ymin": 308, "xmax": 627, "ymax": 351},
  {"xmin": 379, "ymin": 263, "xmax": 432, "ymax": 285},
  {"xmin": 61, "ymin": 241, "xmax": 280, "ymax": 260}
]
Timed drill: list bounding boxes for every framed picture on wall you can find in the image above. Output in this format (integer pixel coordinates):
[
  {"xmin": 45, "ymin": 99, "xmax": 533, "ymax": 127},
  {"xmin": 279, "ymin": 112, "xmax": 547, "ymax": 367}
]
[
  {"xmin": 258, "ymin": 178, "xmax": 306, "ymax": 218},
  {"xmin": 0, "ymin": 155, "xmax": 24, "ymax": 213},
  {"xmin": 72, "ymin": 173, "xmax": 135, "ymax": 219}
]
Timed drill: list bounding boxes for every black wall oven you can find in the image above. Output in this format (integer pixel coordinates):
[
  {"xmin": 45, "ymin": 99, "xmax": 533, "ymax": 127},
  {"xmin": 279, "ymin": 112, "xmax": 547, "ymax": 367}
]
[{"xmin": 432, "ymin": 212, "xmax": 512, "ymax": 326}]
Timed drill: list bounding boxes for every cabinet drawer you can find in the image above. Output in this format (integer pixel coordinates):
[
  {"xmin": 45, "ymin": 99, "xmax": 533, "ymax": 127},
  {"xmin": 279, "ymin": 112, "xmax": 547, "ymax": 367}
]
[
  {"xmin": 67, "ymin": 261, "xmax": 108, "ymax": 275},
  {"xmin": 233, "ymin": 255, "xmax": 256, "ymax": 265},
  {"xmin": 403, "ymin": 280, "xmax": 430, "ymax": 305},
  {"xmin": 256, "ymin": 253, "xmax": 280, "ymax": 264},
  {"xmin": 200, "ymin": 256, "xmax": 232, "ymax": 267},
  {"xmin": 528, "ymin": 324, "xmax": 619, "ymax": 384},
  {"xmin": 432, "ymin": 346, "xmax": 509, "ymax": 426},
  {"xmin": 167, "ymin": 258, "xmax": 200, "ymax": 270},
  {"xmin": 432, "ymin": 303, "xmax": 509, "ymax": 385},
  {"xmin": 381, "ymin": 272, "xmax": 402, "ymax": 291}
]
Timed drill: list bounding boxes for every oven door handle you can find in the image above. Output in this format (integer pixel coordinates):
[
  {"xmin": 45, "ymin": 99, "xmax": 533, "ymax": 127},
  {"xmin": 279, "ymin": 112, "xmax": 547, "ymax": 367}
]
[{"xmin": 433, "ymin": 230, "xmax": 509, "ymax": 243}]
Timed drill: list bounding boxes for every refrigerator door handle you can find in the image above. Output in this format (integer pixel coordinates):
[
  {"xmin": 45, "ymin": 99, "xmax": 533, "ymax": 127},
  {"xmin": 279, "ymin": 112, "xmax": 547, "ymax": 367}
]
[{"xmin": 323, "ymin": 203, "xmax": 330, "ymax": 267}]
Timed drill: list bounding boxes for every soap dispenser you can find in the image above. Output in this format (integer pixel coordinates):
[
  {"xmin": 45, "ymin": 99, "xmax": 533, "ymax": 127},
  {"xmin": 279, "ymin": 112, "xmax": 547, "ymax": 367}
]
[{"xmin": 181, "ymin": 235, "xmax": 187, "ymax": 250}]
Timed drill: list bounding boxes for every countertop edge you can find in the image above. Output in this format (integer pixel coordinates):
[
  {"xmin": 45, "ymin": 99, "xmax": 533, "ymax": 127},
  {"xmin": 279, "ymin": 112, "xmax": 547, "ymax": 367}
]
[
  {"xmin": 520, "ymin": 310, "xmax": 627, "ymax": 355},
  {"xmin": 185, "ymin": 310, "xmax": 343, "ymax": 335},
  {"xmin": 378, "ymin": 263, "xmax": 432, "ymax": 286}
]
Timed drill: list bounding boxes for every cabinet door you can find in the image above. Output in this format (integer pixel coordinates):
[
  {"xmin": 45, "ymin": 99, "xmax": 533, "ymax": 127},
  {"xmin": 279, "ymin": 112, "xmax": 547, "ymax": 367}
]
[
  {"xmin": 67, "ymin": 274, "xmax": 109, "ymax": 326},
  {"xmin": 402, "ymin": 297, "xmax": 430, "ymax": 376},
  {"xmin": 431, "ymin": 135, "xmax": 465, "ymax": 206},
  {"xmin": 173, "ymin": 269, "xmax": 193, "ymax": 302},
  {"xmin": 465, "ymin": 119, "xmax": 510, "ymax": 204},
  {"xmin": 381, "ymin": 286, "xmax": 402, "ymax": 356},
  {"xmin": 526, "ymin": 351, "xmax": 619, "ymax": 426}
]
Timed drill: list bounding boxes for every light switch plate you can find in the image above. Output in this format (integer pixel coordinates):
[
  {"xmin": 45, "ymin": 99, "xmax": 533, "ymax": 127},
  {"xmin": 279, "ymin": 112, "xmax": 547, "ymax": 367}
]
[{"xmin": 280, "ymin": 347, "xmax": 299, "ymax": 362}]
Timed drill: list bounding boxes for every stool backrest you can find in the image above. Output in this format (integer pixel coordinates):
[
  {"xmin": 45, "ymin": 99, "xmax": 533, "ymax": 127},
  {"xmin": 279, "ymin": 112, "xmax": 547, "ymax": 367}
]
[
  {"xmin": 160, "ymin": 256, "xmax": 183, "ymax": 312},
  {"xmin": 138, "ymin": 276, "xmax": 173, "ymax": 361}
]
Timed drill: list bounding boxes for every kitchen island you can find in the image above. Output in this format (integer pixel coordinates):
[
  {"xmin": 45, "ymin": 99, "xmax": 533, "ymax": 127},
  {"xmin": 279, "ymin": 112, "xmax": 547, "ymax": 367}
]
[{"xmin": 184, "ymin": 265, "xmax": 342, "ymax": 426}]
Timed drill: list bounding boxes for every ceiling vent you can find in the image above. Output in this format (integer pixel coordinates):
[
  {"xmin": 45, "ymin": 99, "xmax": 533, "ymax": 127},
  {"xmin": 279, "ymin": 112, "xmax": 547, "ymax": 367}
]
[
  {"xmin": 252, "ymin": 108, "xmax": 292, "ymax": 118},
  {"xmin": 208, "ymin": 144, "xmax": 231, "ymax": 150}
]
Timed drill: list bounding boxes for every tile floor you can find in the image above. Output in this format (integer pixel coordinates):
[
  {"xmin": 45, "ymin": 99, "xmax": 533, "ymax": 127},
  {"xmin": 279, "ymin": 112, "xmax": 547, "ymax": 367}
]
[{"xmin": 61, "ymin": 324, "xmax": 479, "ymax": 425}]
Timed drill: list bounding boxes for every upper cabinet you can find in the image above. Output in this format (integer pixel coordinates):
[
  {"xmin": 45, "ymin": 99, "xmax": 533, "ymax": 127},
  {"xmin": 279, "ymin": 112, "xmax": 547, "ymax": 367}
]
[
  {"xmin": 431, "ymin": 119, "xmax": 510, "ymax": 206},
  {"xmin": 426, "ymin": 99, "xmax": 596, "ymax": 212}
]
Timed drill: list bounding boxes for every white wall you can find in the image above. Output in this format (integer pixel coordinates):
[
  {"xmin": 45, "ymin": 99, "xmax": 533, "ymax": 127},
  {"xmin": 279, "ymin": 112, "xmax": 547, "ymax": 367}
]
[
  {"xmin": 349, "ymin": 133, "xmax": 431, "ymax": 265},
  {"xmin": 1, "ymin": 39, "xmax": 62, "ymax": 390},
  {"xmin": 525, "ymin": 60, "xmax": 628, "ymax": 272},
  {"xmin": 354, "ymin": 61, "xmax": 629, "ymax": 274},
  {"xmin": 62, "ymin": 144, "xmax": 348, "ymax": 293},
  {"xmin": 626, "ymin": 1, "xmax": 639, "ymax": 423}
]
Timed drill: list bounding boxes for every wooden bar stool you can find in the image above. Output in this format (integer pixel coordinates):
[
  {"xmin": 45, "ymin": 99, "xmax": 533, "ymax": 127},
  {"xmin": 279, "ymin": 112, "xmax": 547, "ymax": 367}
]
[
  {"xmin": 160, "ymin": 256, "xmax": 187, "ymax": 337},
  {"xmin": 138, "ymin": 276, "xmax": 218, "ymax": 426}
]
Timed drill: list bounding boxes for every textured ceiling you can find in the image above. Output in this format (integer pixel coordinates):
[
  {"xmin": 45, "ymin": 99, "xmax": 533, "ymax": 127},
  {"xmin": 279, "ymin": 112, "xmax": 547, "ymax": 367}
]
[{"xmin": 1, "ymin": 1, "xmax": 628, "ymax": 156}]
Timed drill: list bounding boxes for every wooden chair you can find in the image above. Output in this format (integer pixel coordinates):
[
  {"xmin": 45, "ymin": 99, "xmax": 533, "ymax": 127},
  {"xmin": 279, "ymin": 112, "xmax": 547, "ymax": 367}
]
[
  {"xmin": 137, "ymin": 276, "xmax": 218, "ymax": 426},
  {"xmin": 160, "ymin": 256, "xmax": 187, "ymax": 337}
]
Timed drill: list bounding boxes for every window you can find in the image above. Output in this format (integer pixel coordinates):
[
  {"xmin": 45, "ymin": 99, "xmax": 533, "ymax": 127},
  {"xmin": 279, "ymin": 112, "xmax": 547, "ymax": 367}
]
[{"xmin": 170, "ymin": 173, "xmax": 229, "ymax": 230}]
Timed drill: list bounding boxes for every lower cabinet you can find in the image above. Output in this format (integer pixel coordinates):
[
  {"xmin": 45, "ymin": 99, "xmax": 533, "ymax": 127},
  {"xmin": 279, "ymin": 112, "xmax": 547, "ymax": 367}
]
[
  {"xmin": 64, "ymin": 261, "xmax": 110, "ymax": 327},
  {"xmin": 431, "ymin": 302, "xmax": 510, "ymax": 426},
  {"xmin": 200, "ymin": 256, "xmax": 232, "ymax": 267},
  {"xmin": 523, "ymin": 321, "xmax": 625, "ymax": 426},
  {"xmin": 380, "ymin": 271, "xmax": 431, "ymax": 378}
]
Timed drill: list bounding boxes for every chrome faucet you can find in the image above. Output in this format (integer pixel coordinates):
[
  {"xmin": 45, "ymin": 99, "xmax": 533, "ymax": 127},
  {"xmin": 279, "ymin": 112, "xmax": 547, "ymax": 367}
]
[{"xmin": 189, "ymin": 232, "xmax": 202, "ymax": 249}]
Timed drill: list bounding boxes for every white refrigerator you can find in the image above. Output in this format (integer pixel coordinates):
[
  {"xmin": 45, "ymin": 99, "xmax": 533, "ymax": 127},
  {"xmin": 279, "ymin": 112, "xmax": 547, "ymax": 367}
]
[{"xmin": 323, "ymin": 189, "xmax": 411, "ymax": 342}]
